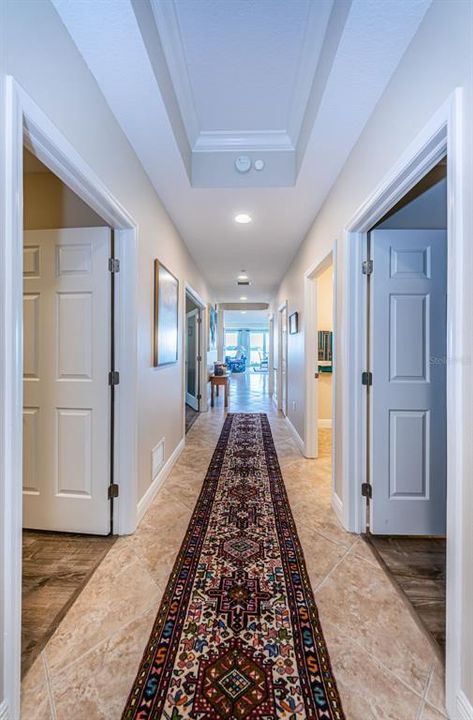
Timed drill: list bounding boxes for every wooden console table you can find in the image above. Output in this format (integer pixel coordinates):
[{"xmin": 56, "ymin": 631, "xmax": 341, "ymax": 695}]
[{"xmin": 209, "ymin": 373, "xmax": 230, "ymax": 408}]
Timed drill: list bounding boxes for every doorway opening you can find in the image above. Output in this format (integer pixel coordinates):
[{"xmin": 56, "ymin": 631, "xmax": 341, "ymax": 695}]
[
  {"xmin": 277, "ymin": 302, "xmax": 288, "ymax": 416},
  {"xmin": 21, "ymin": 148, "xmax": 118, "ymax": 675},
  {"xmin": 219, "ymin": 308, "xmax": 270, "ymax": 412},
  {"xmin": 315, "ymin": 262, "xmax": 334, "ymax": 464},
  {"xmin": 185, "ymin": 289, "xmax": 202, "ymax": 433},
  {"xmin": 365, "ymin": 159, "xmax": 447, "ymax": 658}
]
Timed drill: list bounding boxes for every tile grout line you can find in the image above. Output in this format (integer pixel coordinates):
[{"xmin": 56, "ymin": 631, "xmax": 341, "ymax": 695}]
[
  {"xmin": 42, "ymin": 651, "xmax": 57, "ymax": 720},
  {"xmin": 323, "ymin": 617, "xmax": 430, "ymax": 710},
  {"xmin": 415, "ymin": 662, "xmax": 436, "ymax": 720},
  {"xmin": 313, "ymin": 540, "xmax": 354, "ymax": 593},
  {"xmin": 43, "ymin": 549, "xmax": 166, "ymax": 681}
]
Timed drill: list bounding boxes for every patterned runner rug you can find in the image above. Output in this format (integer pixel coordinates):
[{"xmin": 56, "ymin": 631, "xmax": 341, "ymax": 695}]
[{"xmin": 122, "ymin": 413, "xmax": 344, "ymax": 720}]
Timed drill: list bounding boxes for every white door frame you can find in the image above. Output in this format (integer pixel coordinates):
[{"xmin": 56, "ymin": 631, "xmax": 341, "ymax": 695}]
[
  {"xmin": 302, "ymin": 247, "xmax": 339, "ymax": 518},
  {"xmin": 343, "ymin": 89, "xmax": 464, "ymax": 717},
  {"xmin": 183, "ymin": 283, "xmax": 207, "ymax": 438},
  {"xmin": 268, "ymin": 314, "xmax": 274, "ymax": 396},
  {"xmin": 277, "ymin": 301, "xmax": 288, "ymax": 414},
  {"xmin": 2, "ymin": 77, "xmax": 139, "ymax": 720}
]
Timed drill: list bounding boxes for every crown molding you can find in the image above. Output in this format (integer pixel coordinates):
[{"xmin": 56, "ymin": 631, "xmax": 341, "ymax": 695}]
[
  {"xmin": 193, "ymin": 130, "xmax": 294, "ymax": 153},
  {"xmin": 149, "ymin": 0, "xmax": 200, "ymax": 145}
]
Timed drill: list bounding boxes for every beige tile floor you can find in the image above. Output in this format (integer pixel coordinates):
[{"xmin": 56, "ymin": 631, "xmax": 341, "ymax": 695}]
[{"xmin": 21, "ymin": 371, "xmax": 447, "ymax": 719}]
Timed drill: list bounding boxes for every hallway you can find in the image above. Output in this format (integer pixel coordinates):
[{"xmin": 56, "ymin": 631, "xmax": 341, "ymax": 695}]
[{"xmin": 21, "ymin": 377, "xmax": 446, "ymax": 720}]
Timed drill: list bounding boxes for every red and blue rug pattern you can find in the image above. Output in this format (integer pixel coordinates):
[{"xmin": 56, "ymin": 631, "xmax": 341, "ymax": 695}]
[{"xmin": 122, "ymin": 413, "xmax": 345, "ymax": 719}]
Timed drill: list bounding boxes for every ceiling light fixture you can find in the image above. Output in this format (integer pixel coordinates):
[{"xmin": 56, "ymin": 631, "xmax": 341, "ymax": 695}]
[
  {"xmin": 238, "ymin": 273, "xmax": 248, "ymax": 280},
  {"xmin": 241, "ymin": 311, "xmax": 247, "ymax": 314},
  {"xmin": 234, "ymin": 213, "xmax": 252, "ymax": 224},
  {"xmin": 240, "ymin": 296, "xmax": 247, "ymax": 300}
]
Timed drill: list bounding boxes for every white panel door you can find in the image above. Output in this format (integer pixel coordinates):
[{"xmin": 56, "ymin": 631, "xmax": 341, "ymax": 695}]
[
  {"xmin": 23, "ymin": 228, "xmax": 111, "ymax": 534},
  {"xmin": 185, "ymin": 309, "xmax": 200, "ymax": 411},
  {"xmin": 371, "ymin": 229, "xmax": 447, "ymax": 535}
]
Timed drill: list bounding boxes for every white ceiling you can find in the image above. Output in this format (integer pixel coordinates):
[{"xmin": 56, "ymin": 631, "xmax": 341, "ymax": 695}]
[
  {"xmin": 224, "ymin": 309, "xmax": 269, "ymax": 329},
  {"xmin": 152, "ymin": 0, "xmax": 331, "ymax": 151},
  {"xmin": 52, "ymin": 0, "xmax": 431, "ymax": 302}
]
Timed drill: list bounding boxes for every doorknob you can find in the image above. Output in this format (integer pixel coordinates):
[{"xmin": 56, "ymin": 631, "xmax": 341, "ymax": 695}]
[{"xmin": 314, "ymin": 372, "xmax": 319, "ymax": 379}]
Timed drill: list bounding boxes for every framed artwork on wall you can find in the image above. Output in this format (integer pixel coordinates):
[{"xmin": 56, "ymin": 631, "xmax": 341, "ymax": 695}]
[
  {"xmin": 208, "ymin": 303, "xmax": 217, "ymax": 351},
  {"xmin": 153, "ymin": 260, "xmax": 179, "ymax": 366},
  {"xmin": 289, "ymin": 311, "xmax": 299, "ymax": 334}
]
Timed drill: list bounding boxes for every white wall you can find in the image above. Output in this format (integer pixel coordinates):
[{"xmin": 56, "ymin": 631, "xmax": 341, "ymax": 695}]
[
  {"xmin": 0, "ymin": 0, "xmax": 6, "ymax": 708},
  {"xmin": 275, "ymin": 0, "xmax": 472, "ymax": 707},
  {"xmin": 3, "ymin": 0, "xmax": 214, "ymax": 505},
  {"xmin": 24, "ymin": 168, "xmax": 107, "ymax": 229}
]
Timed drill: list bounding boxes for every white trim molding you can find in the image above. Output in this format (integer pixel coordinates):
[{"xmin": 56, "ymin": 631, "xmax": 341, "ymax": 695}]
[
  {"xmin": 2, "ymin": 76, "xmax": 140, "ymax": 720},
  {"xmin": 342, "ymin": 89, "xmax": 464, "ymax": 720},
  {"xmin": 285, "ymin": 416, "xmax": 305, "ymax": 454},
  {"xmin": 0, "ymin": 701, "xmax": 10, "ymax": 720},
  {"xmin": 331, "ymin": 492, "xmax": 344, "ymax": 527},
  {"xmin": 137, "ymin": 438, "xmax": 185, "ymax": 524},
  {"xmin": 457, "ymin": 691, "xmax": 473, "ymax": 720}
]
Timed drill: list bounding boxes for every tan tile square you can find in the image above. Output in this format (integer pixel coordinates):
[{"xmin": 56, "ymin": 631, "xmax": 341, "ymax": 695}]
[
  {"xmin": 45, "ymin": 541, "xmax": 162, "ymax": 673},
  {"xmin": 316, "ymin": 553, "xmax": 435, "ymax": 694}
]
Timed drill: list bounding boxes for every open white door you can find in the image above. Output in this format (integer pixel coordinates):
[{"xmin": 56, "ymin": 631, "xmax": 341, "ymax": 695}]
[
  {"xmin": 23, "ymin": 227, "xmax": 111, "ymax": 534},
  {"xmin": 185, "ymin": 308, "xmax": 200, "ymax": 411},
  {"xmin": 371, "ymin": 229, "xmax": 447, "ymax": 535}
]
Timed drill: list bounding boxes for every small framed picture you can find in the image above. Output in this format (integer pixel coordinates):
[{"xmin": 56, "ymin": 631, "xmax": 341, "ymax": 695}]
[{"xmin": 289, "ymin": 311, "xmax": 299, "ymax": 334}]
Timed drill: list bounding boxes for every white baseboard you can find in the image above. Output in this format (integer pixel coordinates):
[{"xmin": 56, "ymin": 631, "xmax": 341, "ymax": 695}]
[
  {"xmin": 271, "ymin": 394, "xmax": 279, "ymax": 411},
  {"xmin": 137, "ymin": 437, "xmax": 185, "ymax": 524},
  {"xmin": 318, "ymin": 419, "xmax": 332, "ymax": 429},
  {"xmin": 0, "ymin": 701, "xmax": 10, "ymax": 720},
  {"xmin": 285, "ymin": 416, "xmax": 305, "ymax": 453},
  {"xmin": 331, "ymin": 492, "xmax": 344, "ymax": 526},
  {"xmin": 457, "ymin": 691, "xmax": 473, "ymax": 720}
]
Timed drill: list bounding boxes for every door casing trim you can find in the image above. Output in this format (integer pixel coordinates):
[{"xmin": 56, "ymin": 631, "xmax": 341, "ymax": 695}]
[
  {"xmin": 183, "ymin": 283, "xmax": 208, "ymax": 437},
  {"xmin": 277, "ymin": 301, "xmax": 288, "ymax": 414},
  {"xmin": 2, "ymin": 77, "xmax": 139, "ymax": 719},
  {"xmin": 343, "ymin": 89, "xmax": 464, "ymax": 717}
]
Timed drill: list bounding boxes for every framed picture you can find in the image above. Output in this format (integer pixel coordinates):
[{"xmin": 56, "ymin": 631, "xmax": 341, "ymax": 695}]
[
  {"xmin": 153, "ymin": 260, "xmax": 179, "ymax": 366},
  {"xmin": 208, "ymin": 304, "xmax": 217, "ymax": 351},
  {"xmin": 289, "ymin": 311, "xmax": 299, "ymax": 334}
]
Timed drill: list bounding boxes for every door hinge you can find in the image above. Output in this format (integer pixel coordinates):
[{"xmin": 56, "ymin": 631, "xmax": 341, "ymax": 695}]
[
  {"xmin": 362, "ymin": 371, "xmax": 372, "ymax": 386},
  {"xmin": 197, "ymin": 394, "xmax": 202, "ymax": 400},
  {"xmin": 362, "ymin": 260, "xmax": 373, "ymax": 275},
  {"xmin": 361, "ymin": 482, "xmax": 372, "ymax": 499},
  {"xmin": 197, "ymin": 355, "xmax": 202, "ymax": 362},
  {"xmin": 109, "ymin": 370, "xmax": 120, "ymax": 386},
  {"xmin": 108, "ymin": 483, "xmax": 119, "ymax": 499},
  {"xmin": 108, "ymin": 258, "xmax": 120, "ymax": 273},
  {"xmin": 197, "ymin": 317, "xmax": 202, "ymax": 324}
]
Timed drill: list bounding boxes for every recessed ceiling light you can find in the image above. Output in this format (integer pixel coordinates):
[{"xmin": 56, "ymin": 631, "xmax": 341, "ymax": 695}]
[
  {"xmin": 238, "ymin": 273, "xmax": 248, "ymax": 281},
  {"xmin": 235, "ymin": 213, "xmax": 252, "ymax": 224},
  {"xmin": 241, "ymin": 311, "xmax": 247, "ymax": 314},
  {"xmin": 240, "ymin": 296, "xmax": 247, "ymax": 300}
]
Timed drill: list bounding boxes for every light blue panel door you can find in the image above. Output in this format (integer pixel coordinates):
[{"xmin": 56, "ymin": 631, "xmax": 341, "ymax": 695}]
[{"xmin": 371, "ymin": 229, "xmax": 447, "ymax": 535}]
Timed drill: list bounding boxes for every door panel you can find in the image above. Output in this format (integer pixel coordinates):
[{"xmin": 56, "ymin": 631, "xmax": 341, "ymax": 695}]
[
  {"xmin": 186, "ymin": 308, "xmax": 200, "ymax": 411},
  {"xmin": 23, "ymin": 228, "xmax": 111, "ymax": 534},
  {"xmin": 371, "ymin": 229, "xmax": 447, "ymax": 535}
]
